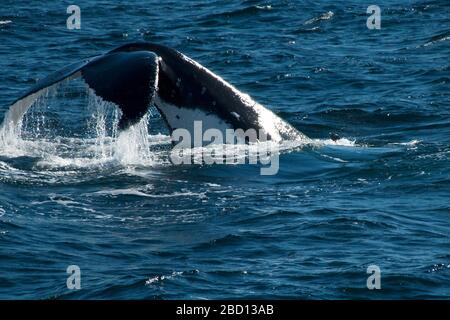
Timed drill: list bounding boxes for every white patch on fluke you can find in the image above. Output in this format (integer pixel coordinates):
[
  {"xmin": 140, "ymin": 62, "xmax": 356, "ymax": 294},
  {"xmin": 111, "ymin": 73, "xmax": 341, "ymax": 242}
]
[
  {"xmin": 178, "ymin": 53, "xmax": 309, "ymax": 143},
  {"xmin": 154, "ymin": 95, "xmax": 232, "ymax": 136}
]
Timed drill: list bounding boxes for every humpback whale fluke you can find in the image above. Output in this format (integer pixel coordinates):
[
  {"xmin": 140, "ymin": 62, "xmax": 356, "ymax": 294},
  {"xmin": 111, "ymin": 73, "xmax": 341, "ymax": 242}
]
[{"xmin": 1, "ymin": 42, "xmax": 307, "ymax": 143}]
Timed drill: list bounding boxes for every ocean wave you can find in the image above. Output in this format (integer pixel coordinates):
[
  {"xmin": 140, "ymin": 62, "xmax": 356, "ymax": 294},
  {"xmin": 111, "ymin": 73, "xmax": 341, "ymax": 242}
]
[
  {"xmin": 423, "ymin": 30, "xmax": 450, "ymax": 47},
  {"xmin": 93, "ymin": 188, "xmax": 205, "ymax": 199},
  {"xmin": 205, "ymin": 4, "xmax": 273, "ymax": 19},
  {"xmin": 304, "ymin": 11, "xmax": 334, "ymax": 25}
]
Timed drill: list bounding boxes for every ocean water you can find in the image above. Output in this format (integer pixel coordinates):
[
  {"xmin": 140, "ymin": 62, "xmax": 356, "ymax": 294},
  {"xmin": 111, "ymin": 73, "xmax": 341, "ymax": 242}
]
[{"xmin": 0, "ymin": 0, "xmax": 449, "ymax": 299}]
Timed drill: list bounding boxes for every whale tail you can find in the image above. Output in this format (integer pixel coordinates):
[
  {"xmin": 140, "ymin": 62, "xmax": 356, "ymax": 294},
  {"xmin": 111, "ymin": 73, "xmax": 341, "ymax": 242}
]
[{"xmin": 2, "ymin": 42, "xmax": 307, "ymax": 143}]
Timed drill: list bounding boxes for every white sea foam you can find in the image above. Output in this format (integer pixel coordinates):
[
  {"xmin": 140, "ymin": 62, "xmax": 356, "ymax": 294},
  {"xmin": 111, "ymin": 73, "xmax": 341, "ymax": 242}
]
[
  {"xmin": 146, "ymin": 271, "xmax": 184, "ymax": 285},
  {"xmin": 94, "ymin": 188, "xmax": 205, "ymax": 199},
  {"xmin": 314, "ymin": 137, "xmax": 358, "ymax": 147},
  {"xmin": 392, "ymin": 140, "xmax": 421, "ymax": 146}
]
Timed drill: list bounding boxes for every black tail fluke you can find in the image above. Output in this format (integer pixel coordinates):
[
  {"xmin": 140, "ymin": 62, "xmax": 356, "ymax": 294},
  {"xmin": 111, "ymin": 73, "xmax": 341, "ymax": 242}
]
[{"xmin": 81, "ymin": 51, "xmax": 159, "ymax": 130}]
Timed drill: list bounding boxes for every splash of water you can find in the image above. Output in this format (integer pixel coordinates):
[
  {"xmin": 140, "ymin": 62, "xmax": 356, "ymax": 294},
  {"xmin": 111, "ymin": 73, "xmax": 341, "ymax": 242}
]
[
  {"xmin": 86, "ymin": 91, "xmax": 156, "ymax": 166},
  {"xmin": 0, "ymin": 87, "xmax": 159, "ymax": 169}
]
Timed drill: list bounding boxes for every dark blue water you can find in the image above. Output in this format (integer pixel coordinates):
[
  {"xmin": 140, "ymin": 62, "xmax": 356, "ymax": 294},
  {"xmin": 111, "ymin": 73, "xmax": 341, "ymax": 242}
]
[{"xmin": 0, "ymin": 0, "xmax": 449, "ymax": 299}]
